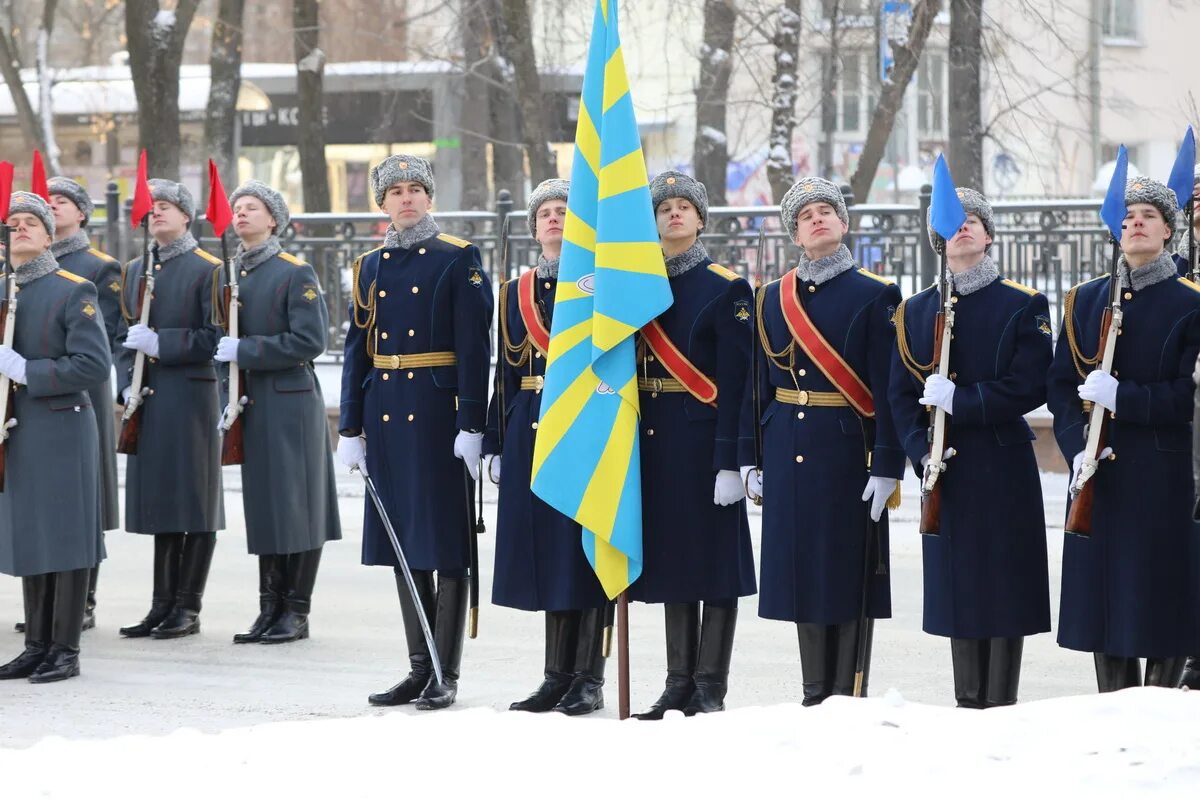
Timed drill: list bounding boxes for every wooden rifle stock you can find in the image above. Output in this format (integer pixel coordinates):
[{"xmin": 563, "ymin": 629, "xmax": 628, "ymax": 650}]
[
  {"xmin": 919, "ymin": 310, "xmax": 949, "ymax": 535},
  {"xmin": 1064, "ymin": 306, "xmax": 1115, "ymax": 537}
]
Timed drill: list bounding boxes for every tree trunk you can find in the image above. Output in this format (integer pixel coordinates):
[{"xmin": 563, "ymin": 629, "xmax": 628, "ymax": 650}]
[
  {"xmin": 849, "ymin": 0, "xmax": 942, "ymax": 203},
  {"xmin": 947, "ymin": 0, "xmax": 984, "ymax": 189},
  {"xmin": 766, "ymin": 0, "xmax": 803, "ymax": 203},
  {"xmin": 0, "ymin": 26, "xmax": 45, "ymax": 152},
  {"xmin": 459, "ymin": 0, "xmax": 492, "ymax": 210},
  {"xmin": 36, "ymin": 0, "xmax": 61, "ymax": 175},
  {"xmin": 486, "ymin": 0, "xmax": 525, "ymax": 206},
  {"xmin": 819, "ymin": 0, "xmax": 841, "ymax": 179},
  {"xmin": 693, "ymin": 0, "xmax": 735, "ymax": 206},
  {"xmin": 204, "ymin": 0, "xmax": 245, "ymax": 194},
  {"xmin": 498, "ymin": 0, "xmax": 556, "ymax": 186},
  {"xmin": 294, "ymin": 0, "xmax": 330, "ymax": 213},
  {"xmin": 125, "ymin": 0, "xmax": 201, "ymax": 181}
]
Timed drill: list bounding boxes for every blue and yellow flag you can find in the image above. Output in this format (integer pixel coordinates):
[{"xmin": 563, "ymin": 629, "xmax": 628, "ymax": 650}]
[{"xmin": 531, "ymin": 0, "xmax": 672, "ymax": 600}]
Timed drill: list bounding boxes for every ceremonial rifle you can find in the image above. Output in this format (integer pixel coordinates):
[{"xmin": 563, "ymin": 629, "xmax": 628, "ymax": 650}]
[
  {"xmin": 208, "ymin": 161, "xmax": 244, "ymax": 465},
  {"xmin": 919, "ymin": 235, "xmax": 954, "ymax": 536},
  {"xmin": 117, "ymin": 151, "xmax": 154, "ymax": 455},
  {"xmin": 747, "ymin": 226, "xmax": 766, "ymax": 505},
  {"xmin": 0, "ymin": 162, "xmax": 18, "ymax": 490}
]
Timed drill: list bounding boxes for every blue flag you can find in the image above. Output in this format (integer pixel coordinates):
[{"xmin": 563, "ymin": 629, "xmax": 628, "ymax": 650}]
[
  {"xmin": 1167, "ymin": 126, "xmax": 1196, "ymax": 209},
  {"xmin": 1100, "ymin": 145, "xmax": 1129, "ymax": 240},
  {"xmin": 929, "ymin": 154, "xmax": 966, "ymax": 243}
]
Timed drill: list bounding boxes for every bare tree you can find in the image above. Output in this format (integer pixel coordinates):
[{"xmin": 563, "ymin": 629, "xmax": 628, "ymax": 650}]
[
  {"xmin": 0, "ymin": 23, "xmax": 44, "ymax": 152},
  {"xmin": 948, "ymin": 0, "xmax": 983, "ymax": 188},
  {"xmin": 294, "ymin": 0, "xmax": 330, "ymax": 213},
  {"xmin": 498, "ymin": 0, "xmax": 557, "ymax": 186},
  {"xmin": 765, "ymin": 0, "xmax": 802, "ymax": 202},
  {"xmin": 204, "ymin": 0, "xmax": 245, "ymax": 192},
  {"xmin": 849, "ymin": 0, "xmax": 942, "ymax": 203},
  {"xmin": 459, "ymin": 0, "xmax": 492, "ymax": 210},
  {"xmin": 487, "ymin": 1, "xmax": 525, "ymax": 205},
  {"xmin": 693, "ymin": 0, "xmax": 736, "ymax": 205},
  {"xmin": 36, "ymin": 0, "xmax": 62, "ymax": 174},
  {"xmin": 818, "ymin": 0, "xmax": 842, "ymax": 179},
  {"xmin": 125, "ymin": 0, "xmax": 202, "ymax": 180}
]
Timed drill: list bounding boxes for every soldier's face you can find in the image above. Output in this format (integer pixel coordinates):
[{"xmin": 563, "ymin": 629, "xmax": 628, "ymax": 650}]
[
  {"xmin": 1120, "ymin": 203, "xmax": 1171, "ymax": 259},
  {"xmin": 945, "ymin": 214, "xmax": 992, "ymax": 260},
  {"xmin": 8, "ymin": 213, "xmax": 51, "ymax": 262},
  {"xmin": 535, "ymin": 200, "xmax": 567, "ymax": 247},
  {"xmin": 233, "ymin": 196, "xmax": 275, "ymax": 240},
  {"xmin": 655, "ymin": 197, "xmax": 702, "ymax": 244},
  {"xmin": 48, "ymin": 194, "xmax": 85, "ymax": 238},
  {"xmin": 149, "ymin": 200, "xmax": 190, "ymax": 242},
  {"xmin": 381, "ymin": 182, "xmax": 432, "ymax": 230},
  {"xmin": 793, "ymin": 202, "xmax": 847, "ymax": 255}
]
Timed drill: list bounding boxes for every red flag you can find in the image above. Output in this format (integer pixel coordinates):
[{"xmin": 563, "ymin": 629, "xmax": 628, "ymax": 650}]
[
  {"xmin": 0, "ymin": 162, "xmax": 13, "ymax": 223},
  {"xmin": 130, "ymin": 149, "xmax": 152, "ymax": 229},
  {"xmin": 30, "ymin": 150, "xmax": 48, "ymax": 200},
  {"xmin": 205, "ymin": 159, "xmax": 233, "ymax": 238}
]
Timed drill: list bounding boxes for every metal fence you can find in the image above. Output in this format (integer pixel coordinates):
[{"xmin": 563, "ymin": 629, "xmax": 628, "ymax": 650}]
[{"xmin": 86, "ymin": 183, "xmax": 1116, "ymax": 356}]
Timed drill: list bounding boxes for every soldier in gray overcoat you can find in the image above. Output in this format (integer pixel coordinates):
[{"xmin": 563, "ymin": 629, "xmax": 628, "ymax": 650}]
[
  {"xmin": 213, "ymin": 180, "xmax": 341, "ymax": 644},
  {"xmin": 0, "ymin": 192, "xmax": 110, "ymax": 683},
  {"xmin": 116, "ymin": 179, "xmax": 225, "ymax": 640}
]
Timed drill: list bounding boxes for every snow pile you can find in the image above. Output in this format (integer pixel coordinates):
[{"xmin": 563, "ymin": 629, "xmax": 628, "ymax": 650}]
[{"xmin": 2, "ymin": 688, "xmax": 1197, "ymax": 798}]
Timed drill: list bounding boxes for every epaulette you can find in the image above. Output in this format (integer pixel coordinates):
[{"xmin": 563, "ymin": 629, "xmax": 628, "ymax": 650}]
[
  {"xmin": 278, "ymin": 252, "xmax": 306, "ymax": 267},
  {"xmin": 707, "ymin": 263, "xmax": 738, "ymax": 281},
  {"xmin": 1001, "ymin": 278, "xmax": 1037, "ymax": 296},
  {"xmin": 1177, "ymin": 277, "xmax": 1200, "ymax": 293},
  {"xmin": 87, "ymin": 248, "xmax": 118, "ymax": 264},
  {"xmin": 55, "ymin": 269, "xmax": 86, "ymax": 284},
  {"xmin": 437, "ymin": 233, "xmax": 471, "ymax": 249},
  {"xmin": 194, "ymin": 248, "xmax": 223, "ymax": 266},
  {"xmin": 857, "ymin": 268, "xmax": 894, "ymax": 285}
]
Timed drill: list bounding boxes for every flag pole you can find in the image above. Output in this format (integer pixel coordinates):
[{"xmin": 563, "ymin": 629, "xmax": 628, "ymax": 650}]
[{"xmin": 618, "ymin": 591, "xmax": 630, "ymax": 720}]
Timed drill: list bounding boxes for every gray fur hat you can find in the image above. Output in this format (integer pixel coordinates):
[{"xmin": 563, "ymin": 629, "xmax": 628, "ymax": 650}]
[
  {"xmin": 780, "ymin": 177, "xmax": 849, "ymax": 241},
  {"xmin": 926, "ymin": 187, "xmax": 995, "ymax": 251},
  {"xmin": 650, "ymin": 170, "xmax": 709, "ymax": 227},
  {"xmin": 371, "ymin": 154, "xmax": 435, "ymax": 206},
  {"xmin": 1125, "ymin": 176, "xmax": 1179, "ymax": 237},
  {"xmin": 47, "ymin": 177, "xmax": 94, "ymax": 225},
  {"xmin": 230, "ymin": 179, "xmax": 291, "ymax": 233},
  {"xmin": 527, "ymin": 178, "xmax": 570, "ymax": 237},
  {"xmin": 8, "ymin": 191, "xmax": 55, "ymax": 238},
  {"xmin": 148, "ymin": 178, "xmax": 196, "ymax": 221}
]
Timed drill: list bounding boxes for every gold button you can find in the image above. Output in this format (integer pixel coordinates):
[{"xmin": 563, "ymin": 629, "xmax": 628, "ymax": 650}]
[
  {"xmin": 419, "ymin": 248, "xmax": 426, "ymax": 255},
  {"xmin": 797, "ymin": 412, "xmax": 805, "ymax": 420},
  {"xmin": 795, "ymin": 455, "xmax": 804, "ymax": 463},
  {"xmin": 155, "ymin": 264, "xmax": 162, "ymax": 271},
  {"xmin": 383, "ymin": 252, "xmax": 391, "ymax": 259},
  {"xmin": 647, "ymin": 355, "xmax": 656, "ymax": 362},
  {"xmin": 1124, "ymin": 292, "xmax": 1132, "ymax": 300},
  {"xmin": 950, "ymin": 372, "xmax": 957, "ymax": 380},
  {"xmin": 535, "ymin": 352, "xmax": 542, "ymax": 359},
  {"xmin": 378, "ymin": 290, "xmax": 387, "ymax": 298},
  {"xmin": 411, "ymin": 286, "xmax": 419, "ymax": 294},
  {"xmin": 532, "ymin": 422, "xmax": 539, "ymax": 429},
  {"xmin": 408, "ymin": 329, "xmax": 415, "ymax": 337},
  {"xmin": 381, "ymin": 332, "xmax": 389, "ymax": 340},
  {"xmin": 1108, "ymin": 452, "xmax": 1117, "ymax": 460},
  {"xmin": 1112, "ymin": 370, "xmax": 1118, "ymax": 377},
  {"xmin": 951, "ymin": 296, "xmax": 958, "ymax": 304},
  {"xmin": 382, "ymin": 414, "xmax": 390, "ymax": 422},
  {"xmin": 240, "ymin": 270, "xmax": 247, "ymax": 277},
  {"xmin": 798, "ymin": 368, "xmax": 807, "ymax": 377},
  {"xmin": 647, "ymin": 429, "xmax": 655, "ymax": 436},
  {"xmin": 407, "ymin": 371, "xmax": 414, "ymax": 379},
  {"xmin": 807, "ymin": 285, "xmax": 816, "ymax": 293},
  {"xmin": 1109, "ymin": 411, "xmax": 1116, "ymax": 419},
  {"xmin": 544, "ymin": 282, "xmax": 551, "ymax": 289},
  {"xmin": 407, "ymin": 414, "xmax": 415, "ymax": 422},
  {"xmin": 382, "ymin": 373, "xmax": 390, "ymax": 381}
]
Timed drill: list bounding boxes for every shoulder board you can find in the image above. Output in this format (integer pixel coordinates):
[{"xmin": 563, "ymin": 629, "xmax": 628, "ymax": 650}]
[
  {"xmin": 857, "ymin": 268, "xmax": 894, "ymax": 285},
  {"xmin": 437, "ymin": 233, "xmax": 471, "ymax": 249},
  {"xmin": 357, "ymin": 245, "xmax": 385, "ymax": 261},
  {"xmin": 194, "ymin": 248, "xmax": 223, "ymax": 266},
  {"xmin": 278, "ymin": 251, "xmax": 306, "ymax": 267},
  {"xmin": 707, "ymin": 263, "xmax": 739, "ymax": 281},
  {"xmin": 1177, "ymin": 277, "xmax": 1200, "ymax": 293},
  {"xmin": 55, "ymin": 269, "xmax": 86, "ymax": 284},
  {"xmin": 1001, "ymin": 278, "xmax": 1037, "ymax": 296},
  {"xmin": 87, "ymin": 248, "xmax": 117, "ymax": 263}
]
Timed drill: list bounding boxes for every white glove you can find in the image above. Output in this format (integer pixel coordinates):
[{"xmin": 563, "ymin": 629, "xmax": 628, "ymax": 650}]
[
  {"xmin": 121, "ymin": 387, "xmax": 132, "ymax": 405},
  {"xmin": 1078, "ymin": 370, "xmax": 1118, "ymax": 413},
  {"xmin": 862, "ymin": 476, "xmax": 899, "ymax": 522},
  {"xmin": 713, "ymin": 469, "xmax": 746, "ymax": 506},
  {"xmin": 1072, "ymin": 447, "xmax": 1113, "ymax": 476},
  {"xmin": 337, "ymin": 435, "xmax": 368, "ymax": 476},
  {"xmin": 920, "ymin": 447, "xmax": 957, "ymax": 468},
  {"xmin": 487, "ymin": 455, "xmax": 502, "ymax": 484},
  {"xmin": 919, "ymin": 374, "xmax": 956, "ymax": 414},
  {"xmin": 214, "ymin": 336, "xmax": 240, "ymax": 363},
  {"xmin": 123, "ymin": 324, "xmax": 160, "ymax": 358},
  {"xmin": 454, "ymin": 430, "xmax": 484, "ymax": 482},
  {"xmin": 0, "ymin": 346, "xmax": 27, "ymax": 385},
  {"xmin": 740, "ymin": 465, "xmax": 763, "ymax": 502}
]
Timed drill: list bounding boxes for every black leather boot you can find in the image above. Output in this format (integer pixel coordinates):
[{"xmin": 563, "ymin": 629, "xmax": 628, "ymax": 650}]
[
  {"xmin": 82, "ymin": 564, "xmax": 99, "ymax": 631},
  {"xmin": 684, "ymin": 603, "xmax": 738, "ymax": 715},
  {"xmin": 120, "ymin": 533, "xmax": 184, "ymax": 637},
  {"xmin": 152, "ymin": 532, "xmax": 216, "ymax": 639},
  {"xmin": 555, "ymin": 607, "xmax": 606, "ymax": 716},
  {"xmin": 1145, "ymin": 656, "xmax": 1186, "ymax": 688},
  {"xmin": 0, "ymin": 574, "xmax": 51, "ymax": 679},
  {"xmin": 510, "ymin": 610, "xmax": 578, "ymax": 712},
  {"xmin": 634, "ymin": 602, "xmax": 700, "ymax": 720},
  {"xmin": 984, "ymin": 637, "xmax": 1024, "ymax": 707},
  {"xmin": 1094, "ymin": 653, "xmax": 1141, "ymax": 692},
  {"xmin": 1178, "ymin": 657, "xmax": 1200, "ymax": 689},
  {"xmin": 951, "ymin": 638, "xmax": 987, "ymax": 708},
  {"xmin": 369, "ymin": 569, "xmax": 436, "ymax": 706},
  {"xmin": 415, "ymin": 573, "xmax": 469, "ymax": 711},
  {"xmin": 30, "ymin": 568, "xmax": 89, "ymax": 683},
  {"xmin": 261, "ymin": 547, "xmax": 322, "ymax": 644},
  {"xmin": 796, "ymin": 623, "xmax": 832, "ymax": 706},
  {"xmin": 832, "ymin": 618, "xmax": 874, "ymax": 699},
  {"xmin": 233, "ymin": 555, "xmax": 285, "ymax": 643}
]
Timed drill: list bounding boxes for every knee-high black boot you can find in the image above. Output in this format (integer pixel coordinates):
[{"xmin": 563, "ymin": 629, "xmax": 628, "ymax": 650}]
[
  {"xmin": 415, "ymin": 573, "xmax": 469, "ymax": 710},
  {"xmin": 233, "ymin": 555, "xmax": 286, "ymax": 643},
  {"xmin": 1178, "ymin": 656, "xmax": 1200, "ymax": 689},
  {"xmin": 83, "ymin": 564, "xmax": 99, "ymax": 631},
  {"xmin": 261, "ymin": 547, "xmax": 323, "ymax": 643},
  {"xmin": 984, "ymin": 637, "xmax": 1024, "ymax": 707},
  {"xmin": 1144, "ymin": 657, "xmax": 1186, "ymax": 688},
  {"xmin": 633, "ymin": 602, "xmax": 700, "ymax": 720},
  {"xmin": 796, "ymin": 623, "xmax": 832, "ymax": 706},
  {"xmin": 684, "ymin": 603, "xmax": 738, "ymax": 715},
  {"xmin": 0, "ymin": 575, "xmax": 52, "ymax": 679},
  {"xmin": 120, "ymin": 533, "xmax": 184, "ymax": 637},
  {"xmin": 555, "ymin": 606, "xmax": 606, "ymax": 716},
  {"xmin": 1094, "ymin": 653, "xmax": 1142, "ymax": 692},
  {"xmin": 369, "ymin": 569, "xmax": 437, "ymax": 706},
  {"xmin": 30, "ymin": 568, "xmax": 89, "ymax": 683},
  {"xmin": 951, "ymin": 638, "xmax": 988, "ymax": 708},
  {"xmin": 832, "ymin": 618, "xmax": 874, "ymax": 699},
  {"xmin": 510, "ymin": 610, "xmax": 579, "ymax": 712},
  {"xmin": 152, "ymin": 532, "xmax": 217, "ymax": 638}
]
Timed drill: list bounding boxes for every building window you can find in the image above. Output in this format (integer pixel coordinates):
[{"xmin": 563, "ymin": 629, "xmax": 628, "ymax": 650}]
[
  {"xmin": 825, "ymin": 52, "xmax": 878, "ymax": 135},
  {"xmin": 917, "ymin": 51, "xmax": 946, "ymax": 137},
  {"xmin": 1102, "ymin": 0, "xmax": 1139, "ymax": 42}
]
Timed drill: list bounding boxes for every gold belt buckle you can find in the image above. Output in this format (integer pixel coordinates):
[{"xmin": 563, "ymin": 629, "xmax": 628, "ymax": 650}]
[
  {"xmin": 534, "ymin": 375, "xmax": 544, "ymax": 393},
  {"xmin": 797, "ymin": 390, "xmax": 809, "ymax": 405},
  {"xmin": 386, "ymin": 355, "xmax": 401, "ymax": 369}
]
